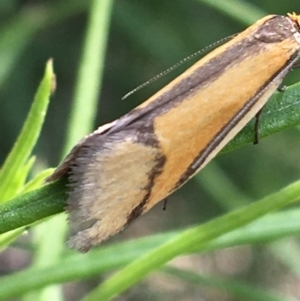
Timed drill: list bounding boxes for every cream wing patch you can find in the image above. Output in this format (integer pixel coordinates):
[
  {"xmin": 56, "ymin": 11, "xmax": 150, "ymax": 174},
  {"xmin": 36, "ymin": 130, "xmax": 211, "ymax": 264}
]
[{"xmin": 67, "ymin": 130, "xmax": 163, "ymax": 252}]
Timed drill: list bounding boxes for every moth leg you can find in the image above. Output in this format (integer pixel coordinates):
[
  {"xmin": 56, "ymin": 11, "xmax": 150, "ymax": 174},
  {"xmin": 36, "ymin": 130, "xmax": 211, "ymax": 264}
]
[
  {"xmin": 277, "ymin": 61, "xmax": 300, "ymax": 92},
  {"xmin": 162, "ymin": 198, "xmax": 168, "ymax": 211},
  {"xmin": 277, "ymin": 85, "xmax": 286, "ymax": 92},
  {"xmin": 254, "ymin": 108, "xmax": 263, "ymax": 145},
  {"xmin": 291, "ymin": 61, "xmax": 300, "ymax": 70}
]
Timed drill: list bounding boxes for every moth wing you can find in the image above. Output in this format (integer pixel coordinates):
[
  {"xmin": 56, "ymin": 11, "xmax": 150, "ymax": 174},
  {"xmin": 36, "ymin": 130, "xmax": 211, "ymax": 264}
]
[
  {"xmin": 63, "ymin": 128, "xmax": 163, "ymax": 252},
  {"xmin": 46, "ymin": 121, "xmax": 116, "ymax": 182}
]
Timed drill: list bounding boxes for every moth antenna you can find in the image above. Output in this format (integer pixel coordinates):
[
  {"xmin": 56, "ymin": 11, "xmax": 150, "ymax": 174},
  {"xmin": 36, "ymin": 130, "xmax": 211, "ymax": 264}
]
[{"xmin": 122, "ymin": 33, "xmax": 237, "ymax": 100}]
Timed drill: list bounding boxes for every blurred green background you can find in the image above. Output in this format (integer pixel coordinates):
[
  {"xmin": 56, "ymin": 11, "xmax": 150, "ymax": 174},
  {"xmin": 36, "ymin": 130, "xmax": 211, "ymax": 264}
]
[{"xmin": 1, "ymin": 0, "xmax": 300, "ymax": 300}]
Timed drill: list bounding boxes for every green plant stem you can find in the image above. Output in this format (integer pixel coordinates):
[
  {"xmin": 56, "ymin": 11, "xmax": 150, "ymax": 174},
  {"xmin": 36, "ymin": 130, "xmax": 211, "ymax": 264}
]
[
  {"xmin": 63, "ymin": 0, "xmax": 114, "ymax": 155},
  {"xmin": 0, "ymin": 180, "xmax": 67, "ymax": 233}
]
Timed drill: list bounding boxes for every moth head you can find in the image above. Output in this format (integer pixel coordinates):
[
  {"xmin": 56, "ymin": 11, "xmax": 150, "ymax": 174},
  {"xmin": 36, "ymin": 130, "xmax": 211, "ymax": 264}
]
[{"xmin": 288, "ymin": 12, "xmax": 300, "ymax": 28}]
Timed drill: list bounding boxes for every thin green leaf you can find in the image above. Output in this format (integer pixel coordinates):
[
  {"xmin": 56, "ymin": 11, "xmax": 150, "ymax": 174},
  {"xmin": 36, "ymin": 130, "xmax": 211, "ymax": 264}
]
[
  {"xmin": 0, "ymin": 60, "xmax": 55, "ymax": 202},
  {"xmin": 83, "ymin": 179, "xmax": 300, "ymax": 301},
  {"xmin": 21, "ymin": 168, "xmax": 55, "ymax": 193},
  {"xmin": 204, "ymin": 209, "xmax": 300, "ymax": 251},
  {"xmin": 63, "ymin": 0, "xmax": 113, "ymax": 155},
  {"xmin": 18, "ymin": 157, "xmax": 36, "ymax": 187},
  {"xmin": 3, "ymin": 156, "xmax": 36, "ymax": 199},
  {"xmin": 1, "ymin": 208, "xmax": 300, "ymax": 300}
]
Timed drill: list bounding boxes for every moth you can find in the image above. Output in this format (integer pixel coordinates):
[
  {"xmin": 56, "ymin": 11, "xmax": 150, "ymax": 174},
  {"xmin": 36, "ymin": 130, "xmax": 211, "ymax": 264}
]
[{"xmin": 47, "ymin": 13, "xmax": 300, "ymax": 252}]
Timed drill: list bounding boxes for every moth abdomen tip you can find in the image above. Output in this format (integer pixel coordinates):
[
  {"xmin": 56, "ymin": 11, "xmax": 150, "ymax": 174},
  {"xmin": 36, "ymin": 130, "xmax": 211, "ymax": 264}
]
[{"xmin": 68, "ymin": 233, "xmax": 93, "ymax": 253}]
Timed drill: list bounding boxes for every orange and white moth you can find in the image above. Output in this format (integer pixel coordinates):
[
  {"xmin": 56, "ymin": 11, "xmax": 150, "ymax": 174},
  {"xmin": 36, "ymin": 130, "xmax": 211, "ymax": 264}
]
[{"xmin": 48, "ymin": 13, "xmax": 300, "ymax": 252}]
